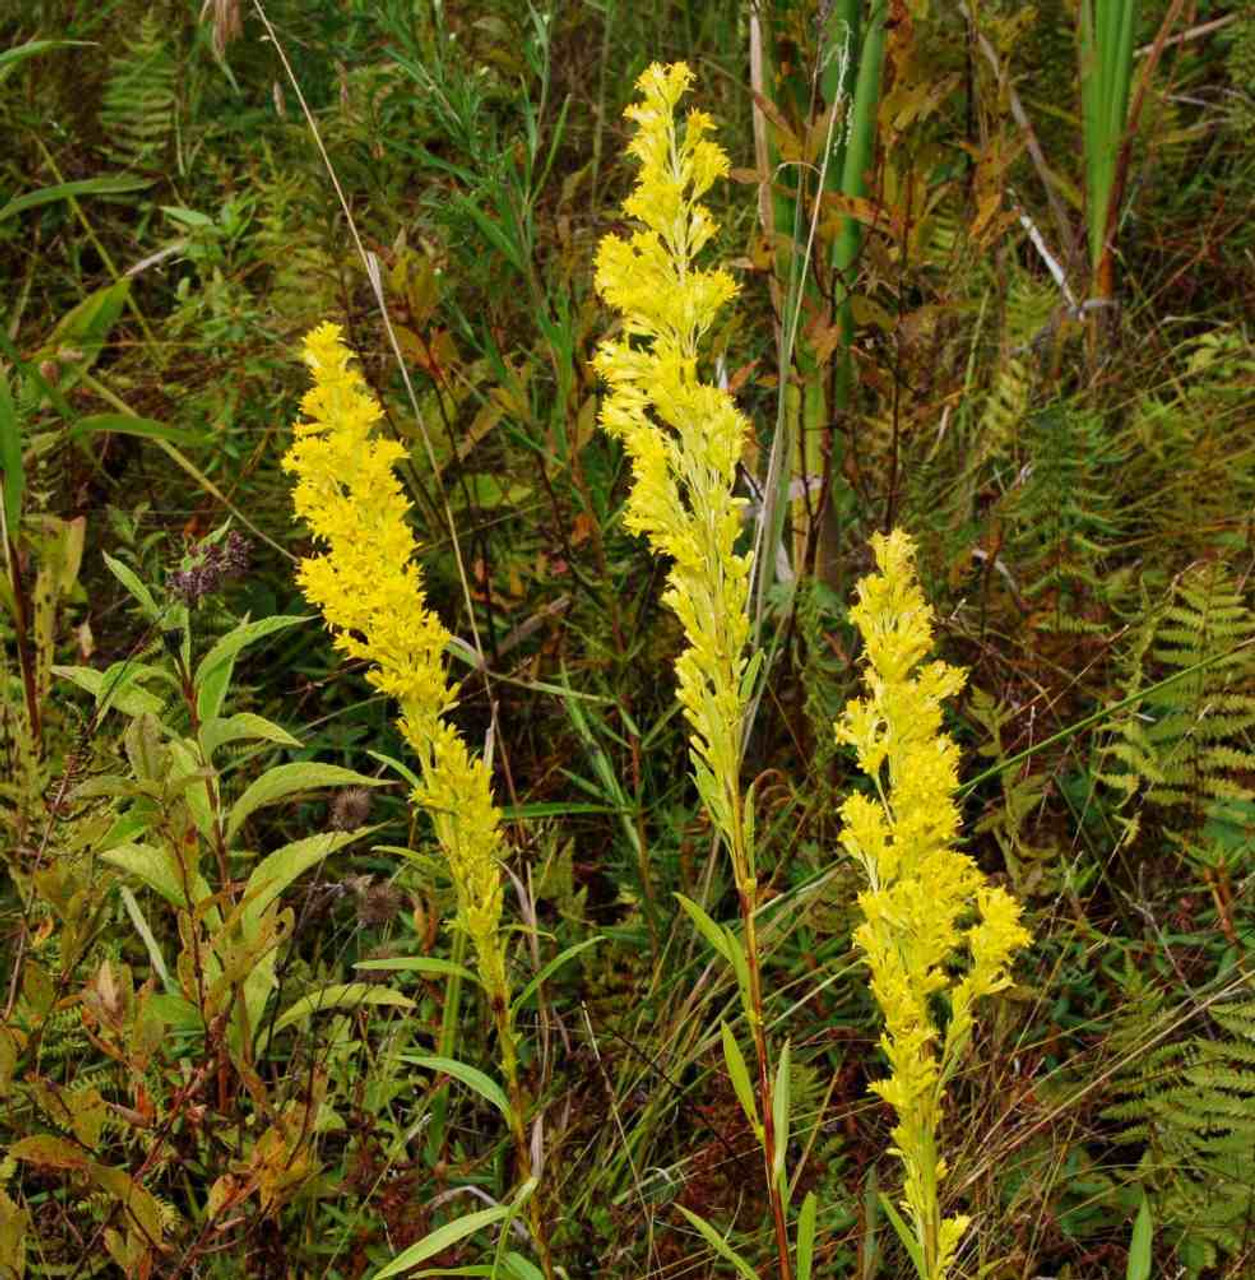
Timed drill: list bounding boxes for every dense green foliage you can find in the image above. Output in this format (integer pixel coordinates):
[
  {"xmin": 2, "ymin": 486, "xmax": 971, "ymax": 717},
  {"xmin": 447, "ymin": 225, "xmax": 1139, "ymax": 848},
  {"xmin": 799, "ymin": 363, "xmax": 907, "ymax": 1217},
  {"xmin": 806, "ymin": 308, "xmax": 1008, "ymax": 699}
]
[{"xmin": 1, "ymin": 1, "xmax": 1252, "ymax": 1277}]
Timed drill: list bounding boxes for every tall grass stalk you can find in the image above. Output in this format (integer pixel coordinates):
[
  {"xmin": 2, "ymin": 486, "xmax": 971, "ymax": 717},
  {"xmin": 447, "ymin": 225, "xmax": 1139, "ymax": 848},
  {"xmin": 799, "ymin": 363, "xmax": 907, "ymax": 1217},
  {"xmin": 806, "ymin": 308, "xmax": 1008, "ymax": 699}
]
[
  {"xmin": 748, "ymin": 2, "xmax": 887, "ymax": 612},
  {"xmin": 1079, "ymin": 0, "xmax": 1137, "ymax": 301}
]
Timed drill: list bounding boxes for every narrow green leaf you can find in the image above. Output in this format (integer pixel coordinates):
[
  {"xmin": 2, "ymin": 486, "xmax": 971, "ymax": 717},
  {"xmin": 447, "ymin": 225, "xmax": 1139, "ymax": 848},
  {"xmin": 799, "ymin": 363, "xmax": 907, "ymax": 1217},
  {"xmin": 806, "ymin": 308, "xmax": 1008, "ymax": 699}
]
[
  {"xmin": 0, "ymin": 175, "xmax": 153, "ymax": 222},
  {"xmin": 0, "ymin": 370, "xmax": 23, "ymax": 536},
  {"xmin": 861, "ymin": 1164, "xmax": 881, "ymax": 1280},
  {"xmin": 724, "ymin": 926, "xmax": 751, "ymax": 1004},
  {"xmin": 1126, "ymin": 1196, "xmax": 1153, "ymax": 1280},
  {"xmin": 510, "ymin": 936, "xmax": 604, "ymax": 1018},
  {"xmin": 160, "ymin": 205, "xmax": 215, "ymax": 229},
  {"xmin": 397, "ymin": 1055, "xmax": 512, "ymax": 1124},
  {"xmin": 366, "ymin": 749, "xmax": 423, "ymax": 790},
  {"xmin": 226, "ymin": 762, "xmax": 387, "ymax": 844},
  {"xmin": 269, "ymin": 984, "xmax": 414, "ymax": 1039},
  {"xmin": 772, "ymin": 1040, "xmax": 791, "ymax": 1186},
  {"xmin": 452, "ymin": 196, "xmax": 526, "ymax": 276},
  {"xmin": 796, "ymin": 1190, "xmax": 818, "ymax": 1280},
  {"xmin": 491, "ymin": 1179, "xmax": 539, "ymax": 1278},
  {"xmin": 878, "ymin": 1193, "xmax": 926, "ymax": 1280},
  {"xmin": 119, "ymin": 886, "xmax": 172, "ymax": 991},
  {"xmin": 674, "ymin": 892, "xmax": 730, "ymax": 963},
  {"xmin": 65, "ymin": 414, "xmax": 198, "ymax": 446},
  {"xmin": 355, "ymin": 956, "xmax": 479, "ymax": 985},
  {"xmin": 370, "ymin": 1204, "xmax": 512, "ymax": 1279},
  {"xmin": 721, "ymin": 1021, "xmax": 759, "ymax": 1130},
  {"xmin": 0, "ymin": 40, "xmax": 91, "ymax": 83},
  {"xmin": 674, "ymin": 1205, "xmax": 760, "ymax": 1280}
]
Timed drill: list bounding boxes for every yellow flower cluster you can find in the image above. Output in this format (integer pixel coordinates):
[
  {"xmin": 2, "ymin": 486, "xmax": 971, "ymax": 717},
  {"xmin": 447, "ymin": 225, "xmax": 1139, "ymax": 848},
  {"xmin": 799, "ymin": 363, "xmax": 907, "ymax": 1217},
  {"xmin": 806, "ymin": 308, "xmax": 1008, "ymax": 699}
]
[
  {"xmin": 283, "ymin": 323, "xmax": 507, "ymax": 1001},
  {"xmin": 593, "ymin": 63, "xmax": 753, "ymax": 851},
  {"xmin": 836, "ymin": 530, "xmax": 1030, "ymax": 1280}
]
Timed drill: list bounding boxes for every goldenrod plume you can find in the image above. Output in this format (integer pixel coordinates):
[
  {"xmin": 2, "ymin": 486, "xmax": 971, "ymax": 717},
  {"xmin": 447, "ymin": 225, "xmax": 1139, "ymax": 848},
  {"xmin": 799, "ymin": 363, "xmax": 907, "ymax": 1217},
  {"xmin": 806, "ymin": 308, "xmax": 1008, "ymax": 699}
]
[
  {"xmin": 594, "ymin": 62, "xmax": 753, "ymax": 856},
  {"xmin": 283, "ymin": 323, "xmax": 508, "ymax": 1001},
  {"xmin": 837, "ymin": 530, "xmax": 1031, "ymax": 1280}
]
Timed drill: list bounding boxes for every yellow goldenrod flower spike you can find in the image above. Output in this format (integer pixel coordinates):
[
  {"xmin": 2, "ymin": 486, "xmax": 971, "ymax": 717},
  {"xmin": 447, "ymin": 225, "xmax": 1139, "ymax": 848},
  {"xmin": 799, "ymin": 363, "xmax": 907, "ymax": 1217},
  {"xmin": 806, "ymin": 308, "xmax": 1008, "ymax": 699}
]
[
  {"xmin": 283, "ymin": 322, "xmax": 508, "ymax": 1004},
  {"xmin": 836, "ymin": 530, "xmax": 1031, "ymax": 1280},
  {"xmin": 593, "ymin": 62, "xmax": 753, "ymax": 859},
  {"xmin": 595, "ymin": 65, "xmax": 798, "ymax": 1280}
]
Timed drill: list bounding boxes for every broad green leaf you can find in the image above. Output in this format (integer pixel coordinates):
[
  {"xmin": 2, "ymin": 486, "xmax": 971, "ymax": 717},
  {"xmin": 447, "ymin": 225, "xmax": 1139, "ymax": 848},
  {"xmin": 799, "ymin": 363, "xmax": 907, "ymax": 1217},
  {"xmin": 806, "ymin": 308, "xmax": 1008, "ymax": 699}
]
[
  {"xmin": 355, "ymin": 956, "xmax": 479, "ymax": 985},
  {"xmin": 674, "ymin": 1205, "xmax": 759, "ymax": 1280},
  {"xmin": 243, "ymin": 829, "xmax": 376, "ymax": 931},
  {"xmin": 101, "ymin": 841, "xmax": 209, "ymax": 908},
  {"xmin": 502, "ymin": 1252, "xmax": 546, "ymax": 1280},
  {"xmin": 510, "ymin": 936, "xmax": 604, "ymax": 1019},
  {"xmin": 147, "ymin": 993, "xmax": 203, "ymax": 1033},
  {"xmin": 267, "ymin": 984, "xmax": 414, "ymax": 1042},
  {"xmin": 370, "ymin": 1204, "xmax": 512, "ymax": 1279},
  {"xmin": 0, "ymin": 176, "xmax": 153, "ymax": 222},
  {"xmin": 226, "ymin": 762, "xmax": 386, "ymax": 844},
  {"xmin": 397, "ymin": 1055, "xmax": 511, "ymax": 1123},
  {"xmin": 9, "ymin": 1135, "xmax": 90, "ymax": 1171},
  {"xmin": 167, "ymin": 738, "xmax": 215, "ymax": 844},
  {"xmin": 674, "ymin": 892, "xmax": 730, "ymax": 963},
  {"xmin": 53, "ymin": 662, "xmax": 165, "ymax": 718},
  {"xmin": 201, "ymin": 712, "xmax": 302, "ymax": 760},
  {"xmin": 89, "ymin": 1163, "xmax": 164, "ymax": 1242},
  {"xmin": 1126, "ymin": 1196, "xmax": 1153, "ymax": 1280},
  {"xmin": 35, "ymin": 281, "xmax": 131, "ymax": 386},
  {"xmin": 101, "ymin": 551, "xmax": 160, "ymax": 621},
  {"xmin": 772, "ymin": 1040, "xmax": 791, "ymax": 1186},
  {"xmin": 796, "ymin": 1190, "xmax": 818, "ymax": 1280},
  {"xmin": 195, "ymin": 613, "xmax": 308, "ymax": 722},
  {"xmin": 721, "ymin": 1021, "xmax": 759, "ymax": 1130}
]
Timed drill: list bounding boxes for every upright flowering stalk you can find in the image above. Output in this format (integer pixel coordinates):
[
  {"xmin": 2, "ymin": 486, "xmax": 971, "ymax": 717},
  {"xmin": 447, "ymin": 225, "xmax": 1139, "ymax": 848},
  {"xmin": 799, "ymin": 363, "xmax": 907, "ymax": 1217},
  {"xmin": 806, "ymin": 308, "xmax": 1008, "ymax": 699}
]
[
  {"xmin": 284, "ymin": 324, "xmax": 508, "ymax": 1005},
  {"xmin": 594, "ymin": 64, "xmax": 795, "ymax": 1276},
  {"xmin": 836, "ymin": 531, "xmax": 1031, "ymax": 1280},
  {"xmin": 283, "ymin": 327, "xmax": 550, "ymax": 1272}
]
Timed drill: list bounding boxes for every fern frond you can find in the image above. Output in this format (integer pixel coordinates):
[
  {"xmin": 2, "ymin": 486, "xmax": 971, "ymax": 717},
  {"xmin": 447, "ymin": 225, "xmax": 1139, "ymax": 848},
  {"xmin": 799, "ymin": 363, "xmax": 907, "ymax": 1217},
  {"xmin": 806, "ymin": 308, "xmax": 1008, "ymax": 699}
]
[
  {"xmin": 1104, "ymin": 993, "xmax": 1255, "ymax": 1276},
  {"xmin": 100, "ymin": 14, "xmax": 177, "ymax": 171}
]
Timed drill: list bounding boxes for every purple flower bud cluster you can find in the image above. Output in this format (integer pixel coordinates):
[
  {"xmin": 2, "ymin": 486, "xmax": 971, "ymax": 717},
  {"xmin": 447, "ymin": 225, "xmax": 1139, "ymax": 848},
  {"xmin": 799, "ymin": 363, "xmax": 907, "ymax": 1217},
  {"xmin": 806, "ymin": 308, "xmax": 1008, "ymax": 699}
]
[{"xmin": 168, "ymin": 531, "xmax": 251, "ymax": 605}]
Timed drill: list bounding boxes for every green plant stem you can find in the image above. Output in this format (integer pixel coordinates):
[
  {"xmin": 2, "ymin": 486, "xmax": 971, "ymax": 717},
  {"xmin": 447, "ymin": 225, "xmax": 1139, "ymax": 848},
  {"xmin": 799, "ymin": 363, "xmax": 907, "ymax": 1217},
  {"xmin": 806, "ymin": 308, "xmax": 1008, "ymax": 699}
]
[
  {"xmin": 832, "ymin": 0, "xmax": 887, "ymax": 406},
  {"xmin": 491, "ymin": 998, "xmax": 555, "ymax": 1280},
  {"xmin": 428, "ymin": 929, "xmax": 467, "ymax": 1162},
  {"xmin": 731, "ymin": 804, "xmax": 793, "ymax": 1280}
]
